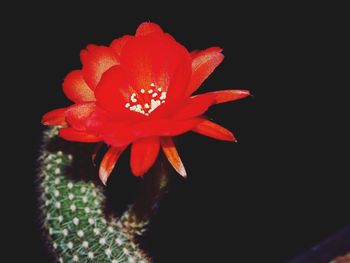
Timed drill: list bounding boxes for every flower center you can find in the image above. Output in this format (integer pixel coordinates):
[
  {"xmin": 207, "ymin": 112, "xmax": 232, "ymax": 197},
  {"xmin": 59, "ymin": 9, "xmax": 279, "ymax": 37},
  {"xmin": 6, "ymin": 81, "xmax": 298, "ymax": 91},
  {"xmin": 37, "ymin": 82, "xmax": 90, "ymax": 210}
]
[{"xmin": 124, "ymin": 83, "xmax": 167, "ymax": 116}]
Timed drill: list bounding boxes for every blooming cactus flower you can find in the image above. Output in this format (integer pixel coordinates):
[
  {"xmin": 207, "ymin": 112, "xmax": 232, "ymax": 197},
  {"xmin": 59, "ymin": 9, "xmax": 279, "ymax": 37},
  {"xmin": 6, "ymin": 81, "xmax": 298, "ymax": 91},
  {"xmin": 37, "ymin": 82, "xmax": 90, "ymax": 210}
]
[{"xmin": 42, "ymin": 22, "xmax": 250, "ymax": 184}]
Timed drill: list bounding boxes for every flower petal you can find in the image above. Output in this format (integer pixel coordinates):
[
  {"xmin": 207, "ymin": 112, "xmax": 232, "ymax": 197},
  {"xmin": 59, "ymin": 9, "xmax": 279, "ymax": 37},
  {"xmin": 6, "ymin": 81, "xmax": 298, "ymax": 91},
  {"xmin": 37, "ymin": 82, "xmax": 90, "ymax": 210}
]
[
  {"xmin": 173, "ymin": 96, "xmax": 215, "ymax": 120},
  {"xmin": 85, "ymin": 109, "xmax": 141, "ymax": 147},
  {"xmin": 191, "ymin": 89, "xmax": 250, "ymax": 104},
  {"xmin": 132, "ymin": 118, "xmax": 202, "ymax": 138},
  {"xmin": 120, "ymin": 33, "xmax": 192, "ymax": 103},
  {"xmin": 42, "ymin": 108, "xmax": 67, "ymax": 126},
  {"xmin": 110, "ymin": 35, "xmax": 133, "ymax": 57},
  {"xmin": 100, "ymin": 123, "xmax": 135, "ymax": 147},
  {"xmin": 173, "ymin": 90, "xmax": 250, "ymax": 120},
  {"xmin": 99, "ymin": 146, "xmax": 126, "ymax": 185},
  {"xmin": 130, "ymin": 137, "xmax": 160, "ymax": 177},
  {"xmin": 192, "ymin": 119, "xmax": 236, "ymax": 142},
  {"xmin": 80, "ymin": 45, "xmax": 119, "ymax": 90},
  {"xmin": 161, "ymin": 137, "xmax": 186, "ymax": 177},
  {"xmin": 62, "ymin": 70, "xmax": 95, "ymax": 102},
  {"xmin": 135, "ymin": 22, "xmax": 164, "ymax": 36},
  {"xmin": 59, "ymin": 128, "xmax": 100, "ymax": 142},
  {"xmin": 65, "ymin": 102, "xmax": 96, "ymax": 131},
  {"xmin": 186, "ymin": 47, "xmax": 224, "ymax": 96},
  {"xmin": 94, "ymin": 65, "xmax": 140, "ymax": 116}
]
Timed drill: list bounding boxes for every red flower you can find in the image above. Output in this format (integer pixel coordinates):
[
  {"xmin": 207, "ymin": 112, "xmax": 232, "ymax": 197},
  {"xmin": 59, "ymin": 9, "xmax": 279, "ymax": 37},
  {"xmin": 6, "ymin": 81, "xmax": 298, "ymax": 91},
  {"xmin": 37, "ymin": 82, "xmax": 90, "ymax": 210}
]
[{"xmin": 42, "ymin": 22, "xmax": 250, "ymax": 184}]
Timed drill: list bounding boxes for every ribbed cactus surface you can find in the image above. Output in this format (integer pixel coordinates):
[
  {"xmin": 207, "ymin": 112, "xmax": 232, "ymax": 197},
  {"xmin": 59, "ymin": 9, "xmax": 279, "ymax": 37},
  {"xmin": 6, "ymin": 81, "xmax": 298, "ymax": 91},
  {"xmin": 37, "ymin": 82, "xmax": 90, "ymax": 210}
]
[{"xmin": 38, "ymin": 128, "xmax": 150, "ymax": 263}]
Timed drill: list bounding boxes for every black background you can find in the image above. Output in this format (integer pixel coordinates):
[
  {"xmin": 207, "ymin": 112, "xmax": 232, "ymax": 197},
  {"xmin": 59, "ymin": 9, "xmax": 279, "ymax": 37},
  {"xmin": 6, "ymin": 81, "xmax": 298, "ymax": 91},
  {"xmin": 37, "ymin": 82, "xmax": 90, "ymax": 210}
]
[{"xmin": 3, "ymin": 2, "xmax": 348, "ymax": 263}]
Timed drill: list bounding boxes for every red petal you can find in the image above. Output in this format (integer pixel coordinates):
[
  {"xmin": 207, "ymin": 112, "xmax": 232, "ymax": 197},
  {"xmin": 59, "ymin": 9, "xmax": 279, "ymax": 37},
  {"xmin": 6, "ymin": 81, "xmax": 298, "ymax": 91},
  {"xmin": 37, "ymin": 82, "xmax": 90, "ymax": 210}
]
[
  {"xmin": 173, "ymin": 95, "xmax": 215, "ymax": 120},
  {"xmin": 132, "ymin": 118, "xmax": 202, "ymax": 138},
  {"xmin": 100, "ymin": 123, "xmax": 135, "ymax": 147},
  {"xmin": 161, "ymin": 137, "xmax": 186, "ymax": 177},
  {"xmin": 99, "ymin": 146, "xmax": 126, "ymax": 185},
  {"xmin": 110, "ymin": 35, "xmax": 133, "ymax": 57},
  {"xmin": 62, "ymin": 70, "xmax": 95, "ymax": 102},
  {"xmin": 186, "ymin": 47, "xmax": 224, "ymax": 96},
  {"xmin": 130, "ymin": 137, "xmax": 160, "ymax": 177},
  {"xmin": 80, "ymin": 45, "xmax": 119, "ymax": 90},
  {"xmin": 192, "ymin": 120, "xmax": 236, "ymax": 142},
  {"xmin": 135, "ymin": 22, "xmax": 164, "ymax": 36},
  {"xmin": 191, "ymin": 89, "xmax": 250, "ymax": 104},
  {"xmin": 85, "ymin": 109, "xmax": 139, "ymax": 147},
  {"xmin": 120, "ymin": 33, "xmax": 192, "ymax": 103},
  {"xmin": 65, "ymin": 102, "xmax": 96, "ymax": 131},
  {"xmin": 174, "ymin": 90, "xmax": 250, "ymax": 120},
  {"xmin": 94, "ymin": 65, "xmax": 135, "ymax": 114},
  {"xmin": 42, "ymin": 108, "xmax": 67, "ymax": 126},
  {"xmin": 59, "ymin": 128, "xmax": 100, "ymax": 142}
]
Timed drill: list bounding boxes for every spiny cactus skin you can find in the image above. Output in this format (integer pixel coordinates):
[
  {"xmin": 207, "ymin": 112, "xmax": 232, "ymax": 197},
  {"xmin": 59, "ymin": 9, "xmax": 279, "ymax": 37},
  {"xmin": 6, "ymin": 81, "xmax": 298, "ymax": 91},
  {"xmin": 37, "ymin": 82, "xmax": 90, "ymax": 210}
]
[{"xmin": 38, "ymin": 129, "xmax": 150, "ymax": 263}]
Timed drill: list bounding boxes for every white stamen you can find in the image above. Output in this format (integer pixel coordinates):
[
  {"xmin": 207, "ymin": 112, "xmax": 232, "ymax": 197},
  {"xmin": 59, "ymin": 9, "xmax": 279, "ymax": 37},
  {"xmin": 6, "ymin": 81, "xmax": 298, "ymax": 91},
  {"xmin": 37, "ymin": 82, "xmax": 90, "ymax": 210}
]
[
  {"xmin": 160, "ymin": 91, "xmax": 167, "ymax": 100},
  {"xmin": 131, "ymin": 93, "xmax": 137, "ymax": 102},
  {"xmin": 148, "ymin": 89, "xmax": 153, "ymax": 94},
  {"xmin": 151, "ymin": 99, "xmax": 158, "ymax": 109},
  {"xmin": 125, "ymin": 103, "xmax": 130, "ymax": 108},
  {"xmin": 152, "ymin": 92, "xmax": 158, "ymax": 98},
  {"xmin": 140, "ymin": 89, "xmax": 145, "ymax": 94},
  {"xmin": 150, "ymin": 83, "xmax": 155, "ymax": 87}
]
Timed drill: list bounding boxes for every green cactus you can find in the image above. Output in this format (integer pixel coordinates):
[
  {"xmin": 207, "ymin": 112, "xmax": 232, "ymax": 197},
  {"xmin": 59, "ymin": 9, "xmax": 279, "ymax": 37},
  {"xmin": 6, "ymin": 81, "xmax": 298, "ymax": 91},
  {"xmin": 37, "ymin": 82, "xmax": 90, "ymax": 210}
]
[{"xmin": 37, "ymin": 128, "xmax": 168, "ymax": 262}]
